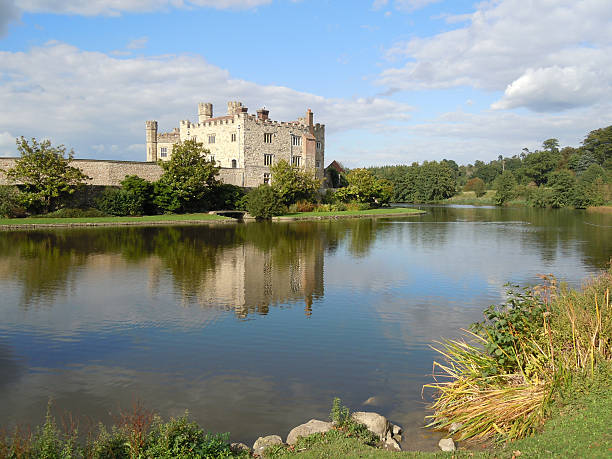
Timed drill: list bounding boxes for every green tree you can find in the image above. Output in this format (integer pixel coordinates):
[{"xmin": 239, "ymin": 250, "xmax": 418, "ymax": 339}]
[
  {"xmin": 153, "ymin": 139, "xmax": 220, "ymax": 213},
  {"xmin": 547, "ymin": 170, "xmax": 576, "ymax": 208},
  {"xmin": 4, "ymin": 137, "xmax": 90, "ymax": 213},
  {"xmin": 334, "ymin": 168, "xmax": 392, "ymax": 205},
  {"xmin": 495, "ymin": 170, "xmax": 517, "ymax": 205},
  {"xmin": 270, "ymin": 159, "xmax": 320, "ymax": 206},
  {"xmin": 582, "ymin": 125, "xmax": 612, "ymax": 167},
  {"xmin": 522, "ymin": 150, "xmax": 559, "ymax": 185}
]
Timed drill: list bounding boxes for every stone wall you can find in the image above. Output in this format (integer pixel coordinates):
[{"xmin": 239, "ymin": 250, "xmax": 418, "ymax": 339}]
[{"xmin": 0, "ymin": 158, "xmax": 244, "ymax": 187}]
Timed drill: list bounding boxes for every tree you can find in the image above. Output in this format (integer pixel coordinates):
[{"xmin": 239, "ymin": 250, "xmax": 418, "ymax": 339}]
[
  {"xmin": 270, "ymin": 159, "xmax": 320, "ymax": 206},
  {"xmin": 582, "ymin": 125, "xmax": 612, "ymax": 167},
  {"xmin": 495, "ymin": 170, "xmax": 517, "ymax": 205},
  {"xmin": 464, "ymin": 177, "xmax": 486, "ymax": 197},
  {"xmin": 334, "ymin": 168, "xmax": 392, "ymax": 205},
  {"xmin": 547, "ymin": 170, "xmax": 576, "ymax": 208},
  {"xmin": 4, "ymin": 137, "xmax": 90, "ymax": 213},
  {"xmin": 153, "ymin": 139, "xmax": 220, "ymax": 213}
]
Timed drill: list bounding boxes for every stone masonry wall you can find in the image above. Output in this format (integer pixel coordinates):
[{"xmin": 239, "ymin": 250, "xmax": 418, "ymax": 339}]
[{"xmin": 0, "ymin": 158, "xmax": 243, "ymax": 187}]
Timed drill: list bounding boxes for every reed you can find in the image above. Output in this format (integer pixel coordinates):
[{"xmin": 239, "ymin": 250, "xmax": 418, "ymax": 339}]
[{"xmin": 425, "ymin": 269, "xmax": 612, "ymax": 443}]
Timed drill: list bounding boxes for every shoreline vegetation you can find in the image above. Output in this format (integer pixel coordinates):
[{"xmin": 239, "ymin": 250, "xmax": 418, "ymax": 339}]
[
  {"xmin": 2, "ymin": 270, "xmax": 609, "ymax": 458},
  {"xmin": 0, "ymin": 208, "xmax": 424, "ymax": 229}
]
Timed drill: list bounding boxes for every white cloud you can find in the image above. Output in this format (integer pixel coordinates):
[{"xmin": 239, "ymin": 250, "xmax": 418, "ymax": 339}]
[
  {"xmin": 372, "ymin": 0, "xmax": 439, "ymax": 12},
  {"xmin": 378, "ymin": 0, "xmax": 612, "ymax": 112},
  {"xmin": 0, "ymin": 42, "xmax": 412, "ymax": 159},
  {"xmin": 0, "ymin": 131, "xmax": 17, "ymax": 156},
  {"xmin": 126, "ymin": 36, "xmax": 148, "ymax": 50},
  {"xmin": 14, "ymin": 0, "xmax": 275, "ymax": 16}
]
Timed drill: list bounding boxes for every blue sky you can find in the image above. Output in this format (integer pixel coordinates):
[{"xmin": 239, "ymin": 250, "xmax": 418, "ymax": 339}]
[{"xmin": 0, "ymin": 0, "xmax": 611, "ymax": 167}]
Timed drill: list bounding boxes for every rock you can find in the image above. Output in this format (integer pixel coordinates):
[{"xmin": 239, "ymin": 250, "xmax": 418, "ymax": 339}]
[
  {"xmin": 383, "ymin": 437, "xmax": 402, "ymax": 451},
  {"xmin": 230, "ymin": 442, "xmax": 251, "ymax": 454},
  {"xmin": 362, "ymin": 396, "xmax": 380, "ymax": 406},
  {"xmin": 252, "ymin": 435, "xmax": 283, "ymax": 455},
  {"xmin": 350, "ymin": 412, "xmax": 390, "ymax": 440},
  {"xmin": 449, "ymin": 422, "xmax": 463, "ymax": 434},
  {"xmin": 286, "ymin": 419, "xmax": 333, "ymax": 445},
  {"xmin": 438, "ymin": 438, "xmax": 456, "ymax": 452}
]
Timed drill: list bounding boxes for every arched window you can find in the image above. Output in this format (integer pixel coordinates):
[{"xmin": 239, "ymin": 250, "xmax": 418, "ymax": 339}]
[{"xmin": 231, "ymin": 159, "xmax": 237, "ymax": 168}]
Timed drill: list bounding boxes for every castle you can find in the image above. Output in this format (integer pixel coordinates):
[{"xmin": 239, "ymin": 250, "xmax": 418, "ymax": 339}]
[{"xmin": 146, "ymin": 101, "xmax": 325, "ymax": 187}]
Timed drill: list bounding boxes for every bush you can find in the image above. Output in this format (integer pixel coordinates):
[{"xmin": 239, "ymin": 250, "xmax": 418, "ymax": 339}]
[
  {"xmin": 121, "ymin": 175, "xmax": 155, "ymax": 214},
  {"xmin": 38, "ymin": 208, "xmax": 108, "ymax": 218},
  {"xmin": 527, "ymin": 186, "xmax": 553, "ymax": 208},
  {"xmin": 209, "ymin": 184, "xmax": 246, "ymax": 210},
  {"xmin": 0, "ymin": 185, "xmax": 26, "ymax": 218},
  {"xmin": 245, "ymin": 185, "xmax": 287, "ymax": 219},
  {"xmin": 97, "ymin": 188, "xmax": 146, "ymax": 216}
]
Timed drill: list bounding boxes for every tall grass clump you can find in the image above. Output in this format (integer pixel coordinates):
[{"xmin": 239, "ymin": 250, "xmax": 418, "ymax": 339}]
[{"xmin": 424, "ymin": 269, "xmax": 611, "ymax": 443}]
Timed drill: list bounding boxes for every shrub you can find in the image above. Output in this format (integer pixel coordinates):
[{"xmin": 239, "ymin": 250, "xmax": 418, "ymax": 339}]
[
  {"xmin": 495, "ymin": 170, "xmax": 517, "ymax": 205},
  {"xmin": 210, "ymin": 183, "xmax": 246, "ymax": 210},
  {"xmin": 295, "ymin": 200, "xmax": 316, "ymax": 212},
  {"xmin": 527, "ymin": 186, "xmax": 553, "ymax": 208},
  {"xmin": 121, "ymin": 175, "xmax": 155, "ymax": 214},
  {"xmin": 314, "ymin": 204, "xmax": 331, "ymax": 212},
  {"xmin": 270, "ymin": 159, "xmax": 319, "ymax": 206},
  {"xmin": 96, "ymin": 188, "xmax": 145, "ymax": 216},
  {"xmin": 39, "ymin": 208, "xmax": 108, "ymax": 218},
  {"xmin": 89, "ymin": 426, "xmax": 130, "ymax": 459},
  {"xmin": 0, "ymin": 185, "xmax": 26, "ymax": 218},
  {"xmin": 245, "ymin": 185, "xmax": 287, "ymax": 219}
]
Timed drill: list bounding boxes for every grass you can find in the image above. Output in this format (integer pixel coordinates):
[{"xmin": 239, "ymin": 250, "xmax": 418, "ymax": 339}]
[
  {"xmin": 277, "ymin": 207, "xmax": 424, "ymax": 219},
  {"xmin": 0, "ymin": 212, "xmax": 232, "ymax": 226}
]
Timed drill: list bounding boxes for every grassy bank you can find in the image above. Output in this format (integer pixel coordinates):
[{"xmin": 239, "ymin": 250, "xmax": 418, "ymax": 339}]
[
  {"xmin": 0, "ymin": 213, "xmax": 232, "ymax": 227},
  {"xmin": 276, "ymin": 207, "xmax": 424, "ymax": 220},
  {"xmin": 440, "ymin": 191, "xmax": 496, "ymax": 205},
  {"xmin": 587, "ymin": 205, "xmax": 612, "ymax": 214}
]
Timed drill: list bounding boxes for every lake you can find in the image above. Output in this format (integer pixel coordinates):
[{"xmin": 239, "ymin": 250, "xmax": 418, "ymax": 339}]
[{"xmin": 0, "ymin": 206, "xmax": 610, "ymax": 450}]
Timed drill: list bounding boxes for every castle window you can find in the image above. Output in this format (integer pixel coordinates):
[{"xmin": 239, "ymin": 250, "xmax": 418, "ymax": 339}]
[
  {"xmin": 292, "ymin": 156, "xmax": 301, "ymax": 167},
  {"xmin": 291, "ymin": 135, "xmax": 302, "ymax": 146},
  {"xmin": 316, "ymin": 160, "xmax": 320, "ymax": 168},
  {"xmin": 232, "ymin": 159, "xmax": 237, "ymax": 168},
  {"xmin": 316, "ymin": 141, "xmax": 322, "ymax": 151},
  {"xmin": 160, "ymin": 147, "xmax": 167, "ymax": 158},
  {"xmin": 231, "ymin": 133, "xmax": 237, "ymax": 142},
  {"xmin": 264, "ymin": 154, "xmax": 273, "ymax": 166},
  {"xmin": 208, "ymin": 134, "xmax": 215, "ymax": 144},
  {"xmin": 209, "ymin": 155, "xmax": 215, "ymax": 163},
  {"xmin": 264, "ymin": 133, "xmax": 273, "ymax": 143},
  {"xmin": 263, "ymin": 173, "xmax": 270, "ymax": 185}
]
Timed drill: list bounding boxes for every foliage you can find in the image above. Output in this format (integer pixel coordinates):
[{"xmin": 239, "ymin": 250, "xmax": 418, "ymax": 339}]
[
  {"xmin": 546, "ymin": 170, "xmax": 576, "ymax": 208},
  {"xmin": 425, "ymin": 270, "xmax": 611, "ymax": 443},
  {"xmin": 96, "ymin": 188, "xmax": 146, "ymax": 216},
  {"xmin": 154, "ymin": 139, "xmax": 220, "ymax": 213},
  {"xmin": 463, "ymin": 177, "xmax": 486, "ymax": 197},
  {"xmin": 334, "ymin": 168, "xmax": 393, "ymax": 205},
  {"xmin": 329, "ymin": 397, "xmax": 351, "ymax": 427},
  {"xmin": 495, "ymin": 170, "xmax": 517, "ymax": 205},
  {"xmin": 0, "ymin": 185, "xmax": 26, "ymax": 218},
  {"xmin": 146, "ymin": 414, "xmax": 232, "ymax": 459},
  {"xmin": 582, "ymin": 125, "xmax": 612, "ymax": 166},
  {"xmin": 121, "ymin": 175, "xmax": 156, "ymax": 214},
  {"xmin": 245, "ymin": 185, "xmax": 287, "ymax": 219},
  {"xmin": 209, "ymin": 183, "xmax": 246, "ymax": 210},
  {"xmin": 270, "ymin": 159, "xmax": 319, "ymax": 206},
  {"xmin": 4, "ymin": 137, "xmax": 90, "ymax": 213},
  {"xmin": 39, "ymin": 208, "xmax": 108, "ymax": 218}
]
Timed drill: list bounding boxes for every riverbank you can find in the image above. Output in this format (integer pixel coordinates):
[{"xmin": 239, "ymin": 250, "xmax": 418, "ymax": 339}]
[
  {"xmin": 273, "ymin": 207, "xmax": 424, "ymax": 221},
  {"xmin": 0, "ymin": 208, "xmax": 424, "ymax": 229}
]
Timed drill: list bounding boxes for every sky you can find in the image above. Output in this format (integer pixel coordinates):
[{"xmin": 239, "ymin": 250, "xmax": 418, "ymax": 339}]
[{"xmin": 0, "ymin": 0, "xmax": 611, "ymax": 167}]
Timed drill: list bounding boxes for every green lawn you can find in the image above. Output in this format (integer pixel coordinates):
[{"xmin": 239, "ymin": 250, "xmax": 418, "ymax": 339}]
[
  {"xmin": 441, "ymin": 191, "xmax": 496, "ymax": 205},
  {"xmin": 277, "ymin": 208, "xmax": 424, "ymax": 219},
  {"xmin": 0, "ymin": 213, "xmax": 232, "ymax": 226}
]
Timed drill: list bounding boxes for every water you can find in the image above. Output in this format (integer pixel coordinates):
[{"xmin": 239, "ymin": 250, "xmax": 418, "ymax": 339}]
[{"xmin": 0, "ymin": 206, "xmax": 610, "ymax": 449}]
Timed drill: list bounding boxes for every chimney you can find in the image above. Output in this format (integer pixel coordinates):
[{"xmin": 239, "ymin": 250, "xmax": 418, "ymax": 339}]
[
  {"xmin": 306, "ymin": 109, "xmax": 314, "ymax": 134},
  {"xmin": 198, "ymin": 102, "xmax": 213, "ymax": 123},
  {"xmin": 257, "ymin": 108, "xmax": 269, "ymax": 121}
]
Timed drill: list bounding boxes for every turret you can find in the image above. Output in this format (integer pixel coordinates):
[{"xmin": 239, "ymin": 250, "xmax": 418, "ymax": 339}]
[
  {"xmin": 228, "ymin": 101, "xmax": 247, "ymax": 116},
  {"xmin": 198, "ymin": 102, "xmax": 213, "ymax": 123},
  {"xmin": 146, "ymin": 120, "xmax": 158, "ymax": 161}
]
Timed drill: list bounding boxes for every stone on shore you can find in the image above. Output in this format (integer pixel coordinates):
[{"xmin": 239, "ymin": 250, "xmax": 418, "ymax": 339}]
[
  {"xmin": 439, "ymin": 437, "xmax": 456, "ymax": 452},
  {"xmin": 230, "ymin": 442, "xmax": 251, "ymax": 454},
  {"xmin": 350, "ymin": 411, "xmax": 390, "ymax": 440},
  {"xmin": 253, "ymin": 435, "xmax": 283, "ymax": 455},
  {"xmin": 449, "ymin": 422, "xmax": 463, "ymax": 434},
  {"xmin": 383, "ymin": 437, "xmax": 402, "ymax": 451},
  {"xmin": 286, "ymin": 419, "xmax": 333, "ymax": 445}
]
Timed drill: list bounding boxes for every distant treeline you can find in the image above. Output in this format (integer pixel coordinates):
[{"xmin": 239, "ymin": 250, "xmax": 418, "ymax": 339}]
[{"xmin": 367, "ymin": 125, "xmax": 612, "ymax": 208}]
